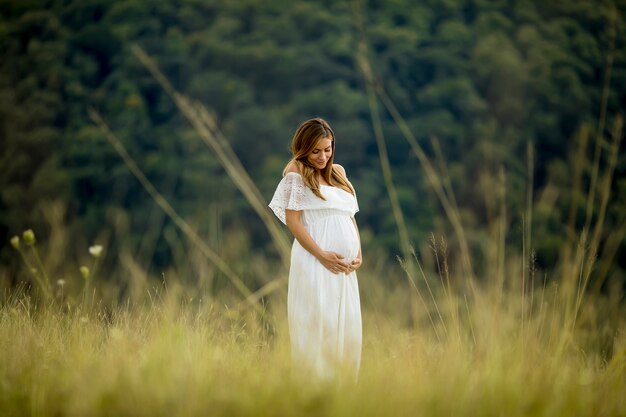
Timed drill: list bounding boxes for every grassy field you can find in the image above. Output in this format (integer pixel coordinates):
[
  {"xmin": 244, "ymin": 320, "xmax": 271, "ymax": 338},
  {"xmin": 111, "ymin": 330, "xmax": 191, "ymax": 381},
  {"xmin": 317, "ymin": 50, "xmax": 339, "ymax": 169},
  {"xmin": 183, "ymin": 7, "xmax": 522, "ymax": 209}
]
[{"xmin": 1, "ymin": 247, "xmax": 625, "ymax": 417}]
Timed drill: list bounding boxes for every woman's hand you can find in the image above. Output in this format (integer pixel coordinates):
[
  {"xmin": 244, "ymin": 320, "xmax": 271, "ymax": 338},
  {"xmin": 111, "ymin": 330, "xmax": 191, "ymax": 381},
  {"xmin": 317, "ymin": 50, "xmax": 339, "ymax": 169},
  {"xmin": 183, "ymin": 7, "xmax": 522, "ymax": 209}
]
[
  {"xmin": 318, "ymin": 251, "xmax": 350, "ymax": 274},
  {"xmin": 348, "ymin": 256, "xmax": 362, "ymax": 273}
]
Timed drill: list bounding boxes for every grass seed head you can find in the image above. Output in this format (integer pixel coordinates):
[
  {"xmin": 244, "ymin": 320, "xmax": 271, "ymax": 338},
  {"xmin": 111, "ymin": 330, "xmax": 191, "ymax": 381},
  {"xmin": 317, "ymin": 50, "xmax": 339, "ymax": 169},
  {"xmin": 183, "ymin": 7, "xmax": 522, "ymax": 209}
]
[
  {"xmin": 80, "ymin": 266, "xmax": 90, "ymax": 280},
  {"xmin": 10, "ymin": 235, "xmax": 20, "ymax": 249},
  {"xmin": 22, "ymin": 229, "xmax": 35, "ymax": 246}
]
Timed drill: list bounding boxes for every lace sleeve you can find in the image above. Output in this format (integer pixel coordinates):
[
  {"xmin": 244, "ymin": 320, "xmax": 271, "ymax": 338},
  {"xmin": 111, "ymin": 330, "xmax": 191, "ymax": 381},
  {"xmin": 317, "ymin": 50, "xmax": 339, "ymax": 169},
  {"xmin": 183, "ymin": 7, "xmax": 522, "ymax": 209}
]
[{"xmin": 268, "ymin": 173, "xmax": 308, "ymax": 225}]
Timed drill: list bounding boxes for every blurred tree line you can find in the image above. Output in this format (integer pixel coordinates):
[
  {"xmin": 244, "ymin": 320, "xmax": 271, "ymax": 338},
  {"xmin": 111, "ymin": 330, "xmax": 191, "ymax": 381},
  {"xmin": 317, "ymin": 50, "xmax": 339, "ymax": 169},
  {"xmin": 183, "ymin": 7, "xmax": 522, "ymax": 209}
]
[{"xmin": 1, "ymin": 0, "xmax": 625, "ymax": 289}]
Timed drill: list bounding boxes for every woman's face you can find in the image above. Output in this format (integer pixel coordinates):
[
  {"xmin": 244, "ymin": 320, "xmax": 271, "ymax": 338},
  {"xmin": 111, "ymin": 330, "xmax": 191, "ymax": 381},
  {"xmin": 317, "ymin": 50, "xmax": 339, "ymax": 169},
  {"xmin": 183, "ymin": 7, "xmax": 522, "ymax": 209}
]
[{"xmin": 306, "ymin": 137, "xmax": 333, "ymax": 170}]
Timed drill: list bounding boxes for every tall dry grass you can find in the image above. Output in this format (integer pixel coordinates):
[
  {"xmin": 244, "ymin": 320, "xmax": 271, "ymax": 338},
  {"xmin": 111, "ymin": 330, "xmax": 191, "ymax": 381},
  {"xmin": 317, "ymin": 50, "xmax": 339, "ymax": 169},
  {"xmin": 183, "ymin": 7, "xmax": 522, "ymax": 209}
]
[{"xmin": 1, "ymin": 240, "xmax": 625, "ymax": 416}]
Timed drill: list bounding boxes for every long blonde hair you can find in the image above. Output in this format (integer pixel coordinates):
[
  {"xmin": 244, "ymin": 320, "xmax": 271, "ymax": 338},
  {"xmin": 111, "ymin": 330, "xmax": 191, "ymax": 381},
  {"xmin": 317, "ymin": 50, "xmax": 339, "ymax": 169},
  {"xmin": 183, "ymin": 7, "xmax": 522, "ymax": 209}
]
[{"xmin": 283, "ymin": 118, "xmax": 354, "ymax": 200}]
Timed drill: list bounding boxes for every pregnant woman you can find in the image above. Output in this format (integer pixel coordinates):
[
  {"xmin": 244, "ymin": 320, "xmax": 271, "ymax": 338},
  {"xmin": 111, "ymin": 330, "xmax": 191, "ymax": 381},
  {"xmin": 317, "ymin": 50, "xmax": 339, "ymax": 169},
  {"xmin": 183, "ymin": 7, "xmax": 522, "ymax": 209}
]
[{"xmin": 269, "ymin": 118, "xmax": 363, "ymax": 381}]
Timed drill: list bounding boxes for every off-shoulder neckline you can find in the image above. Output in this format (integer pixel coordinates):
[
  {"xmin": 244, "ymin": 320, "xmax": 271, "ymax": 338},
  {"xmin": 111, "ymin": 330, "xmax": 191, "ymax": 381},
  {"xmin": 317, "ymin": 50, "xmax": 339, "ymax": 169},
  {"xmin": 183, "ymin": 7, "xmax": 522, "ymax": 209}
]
[{"xmin": 284, "ymin": 171, "xmax": 335, "ymax": 188}]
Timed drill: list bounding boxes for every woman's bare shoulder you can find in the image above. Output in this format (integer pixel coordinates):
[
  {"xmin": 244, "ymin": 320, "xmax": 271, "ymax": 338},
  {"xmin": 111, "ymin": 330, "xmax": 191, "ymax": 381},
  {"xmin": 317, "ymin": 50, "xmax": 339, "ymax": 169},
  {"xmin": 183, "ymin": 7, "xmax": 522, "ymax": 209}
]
[
  {"xmin": 284, "ymin": 160, "xmax": 301, "ymax": 175},
  {"xmin": 333, "ymin": 163, "xmax": 347, "ymax": 176}
]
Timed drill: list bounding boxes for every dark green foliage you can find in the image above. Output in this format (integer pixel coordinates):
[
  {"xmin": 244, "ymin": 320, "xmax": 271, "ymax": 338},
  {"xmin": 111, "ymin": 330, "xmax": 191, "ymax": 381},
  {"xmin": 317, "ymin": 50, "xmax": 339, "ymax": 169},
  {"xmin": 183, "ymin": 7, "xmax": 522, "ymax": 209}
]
[{"xmin": 1, "ymin": 0, "xmax": 624, "ymax": 286}]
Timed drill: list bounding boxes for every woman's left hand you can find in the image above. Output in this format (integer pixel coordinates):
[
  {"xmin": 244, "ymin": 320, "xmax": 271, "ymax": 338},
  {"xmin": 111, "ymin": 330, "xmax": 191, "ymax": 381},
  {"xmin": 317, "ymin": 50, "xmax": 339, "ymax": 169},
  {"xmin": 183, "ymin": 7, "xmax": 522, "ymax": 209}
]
[{"xmin": 348, "ymin": 256, "xmax": 362, "ymax": 273}]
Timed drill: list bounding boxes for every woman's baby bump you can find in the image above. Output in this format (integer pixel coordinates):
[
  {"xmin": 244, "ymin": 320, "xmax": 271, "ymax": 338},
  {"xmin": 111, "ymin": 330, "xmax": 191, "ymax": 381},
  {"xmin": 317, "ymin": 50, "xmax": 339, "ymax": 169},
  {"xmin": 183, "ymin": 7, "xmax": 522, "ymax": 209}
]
[{"xmin": 312, "ymin": 215, "xmax": 360, "ymax": 263}]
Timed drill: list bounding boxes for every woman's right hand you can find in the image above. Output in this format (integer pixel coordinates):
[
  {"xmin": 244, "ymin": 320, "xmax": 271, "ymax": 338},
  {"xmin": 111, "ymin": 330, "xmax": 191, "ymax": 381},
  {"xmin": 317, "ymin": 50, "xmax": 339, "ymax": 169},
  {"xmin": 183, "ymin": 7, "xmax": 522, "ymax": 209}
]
[{"xmin": 318, "ymin": 251, "xmax": 350, "ymax": 274}]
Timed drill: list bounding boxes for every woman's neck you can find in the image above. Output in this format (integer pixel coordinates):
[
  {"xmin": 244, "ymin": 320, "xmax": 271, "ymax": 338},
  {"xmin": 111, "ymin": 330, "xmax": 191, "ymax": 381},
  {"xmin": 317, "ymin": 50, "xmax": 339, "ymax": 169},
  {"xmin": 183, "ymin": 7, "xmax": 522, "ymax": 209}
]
[{"xmin": 318, "ymin": 172, "xmax": 331, "ymax": 186}]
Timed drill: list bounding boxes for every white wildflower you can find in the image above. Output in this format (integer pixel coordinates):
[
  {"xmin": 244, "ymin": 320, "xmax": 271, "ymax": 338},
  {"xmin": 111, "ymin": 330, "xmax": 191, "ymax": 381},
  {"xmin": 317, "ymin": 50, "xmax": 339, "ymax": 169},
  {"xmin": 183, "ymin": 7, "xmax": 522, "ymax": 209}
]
[{"xmin": 89, "ymin": 245, "xmax": 103, "ymax": 258}]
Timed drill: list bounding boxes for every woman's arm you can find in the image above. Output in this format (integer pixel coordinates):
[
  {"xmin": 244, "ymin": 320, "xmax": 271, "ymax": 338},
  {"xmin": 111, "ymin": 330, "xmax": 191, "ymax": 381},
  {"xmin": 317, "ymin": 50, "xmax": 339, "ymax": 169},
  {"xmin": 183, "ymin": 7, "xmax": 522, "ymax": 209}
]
[
  {"xmin": 349, "ymin": 217, "xmax": 362, "ymax": 273},
  {"xmin": 285, "ymin": 209, "xmax": 350, "ymax": 274},
  {"xmin": 334, "ymin": 163, "xmax": 362, "ymax": 273}
]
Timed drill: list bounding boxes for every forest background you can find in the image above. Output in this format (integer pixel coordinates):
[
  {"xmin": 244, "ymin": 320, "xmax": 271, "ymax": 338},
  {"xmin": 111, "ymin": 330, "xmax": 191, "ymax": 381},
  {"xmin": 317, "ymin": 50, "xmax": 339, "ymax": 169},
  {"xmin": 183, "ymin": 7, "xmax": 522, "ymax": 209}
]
[{"xmin": 1, "ymin": 0, "xmax": 625, "ymax": 299}]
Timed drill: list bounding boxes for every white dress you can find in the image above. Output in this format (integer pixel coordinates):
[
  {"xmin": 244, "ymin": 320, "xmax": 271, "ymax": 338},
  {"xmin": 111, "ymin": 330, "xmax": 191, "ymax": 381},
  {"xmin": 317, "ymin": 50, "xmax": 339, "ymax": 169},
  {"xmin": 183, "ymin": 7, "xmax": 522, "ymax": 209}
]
[{"xmin": 269, "ymin": 172, "xmax": 362, "ymax": 380}]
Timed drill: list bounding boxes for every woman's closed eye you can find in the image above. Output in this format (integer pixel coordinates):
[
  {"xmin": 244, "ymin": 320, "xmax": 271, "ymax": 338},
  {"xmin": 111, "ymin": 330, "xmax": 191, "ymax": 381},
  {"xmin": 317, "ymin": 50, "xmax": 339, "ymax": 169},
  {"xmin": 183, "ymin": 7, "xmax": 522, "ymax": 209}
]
[{"xmin": 312, "ymin": 148, "xmax": 331, "ymax": 154}]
